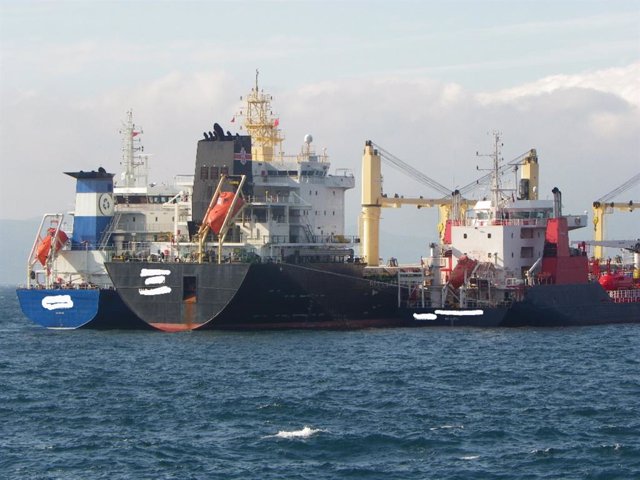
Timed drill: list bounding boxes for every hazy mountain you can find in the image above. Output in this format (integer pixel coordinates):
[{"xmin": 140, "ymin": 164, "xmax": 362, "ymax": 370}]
[{"xmin": 0, "ymin": 218, "xmax": 40, "ymax": 286}]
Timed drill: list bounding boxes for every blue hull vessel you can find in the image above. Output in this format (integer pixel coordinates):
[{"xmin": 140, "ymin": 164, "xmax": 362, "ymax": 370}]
[{"xmin": 16, "ymin": 287, "xmax": 150, "ymax": 330}]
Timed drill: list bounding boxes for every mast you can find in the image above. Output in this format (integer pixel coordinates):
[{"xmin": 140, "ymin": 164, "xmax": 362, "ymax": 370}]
[
  {"xmin": 239, "ymin": 69, "xmax": 284, "ymax": 162},
  {"xmin": 119, "ymin": 110, "xmax": 148, "ymax": 188},
  {"xmin": 476, "ymin": 130, "xmax": 504, "ymax": 217}
]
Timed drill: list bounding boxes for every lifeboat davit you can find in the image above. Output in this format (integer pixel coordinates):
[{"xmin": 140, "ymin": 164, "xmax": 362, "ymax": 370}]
[
  {"xmin": 599, "ymin": 273, "xmax": 634, "ymax": 291},
  {"xmin": 450, "ymin": 255, "xmax": 478, "ymax": 289},
  {"xmin": 37, "ymin": 228, "xmax": 69, "ymax": 266},
  {"xmin": 206, "ymin": 192, "xmax": 244, "ymax": 234}
]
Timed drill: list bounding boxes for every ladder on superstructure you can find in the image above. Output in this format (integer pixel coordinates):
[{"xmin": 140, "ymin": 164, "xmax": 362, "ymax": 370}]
[
  {"xmin": 98, "ymin": 213, "xmax": 122, "ymax": 250},
  {"xmin": 302, "ymin": 223, "xmax": 315, "ymax": 242}
]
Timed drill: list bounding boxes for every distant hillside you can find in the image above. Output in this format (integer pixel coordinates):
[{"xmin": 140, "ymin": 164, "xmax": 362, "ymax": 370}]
[{"xmin": 0, "ymin": 219, "xmax": 40, "ymax": 286}]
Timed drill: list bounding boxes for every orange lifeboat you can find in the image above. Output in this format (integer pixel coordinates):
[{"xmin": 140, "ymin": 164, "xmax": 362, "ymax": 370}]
[
  {"xmin": 450, "ymin": 255, "xmax": 478, "ymax": 289},
  {"xmin": 36, "ymin": 228, "xmax": 69, "ymax": 266},
  {"xmin": 205, "ymin": 192, "xmax": 244, "ymax": 234}
]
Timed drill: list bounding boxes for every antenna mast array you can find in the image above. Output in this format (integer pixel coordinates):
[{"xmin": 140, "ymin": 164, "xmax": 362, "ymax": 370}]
[
  {"xmin": 119, "ymin": 110, "xmax": 148, "ymax": 188},
  {"xmin": 237, "ymin": 69, "xmax": 284, "ymax": 162}
]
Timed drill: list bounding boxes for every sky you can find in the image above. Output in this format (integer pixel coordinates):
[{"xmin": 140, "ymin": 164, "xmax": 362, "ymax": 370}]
[{"xmin": 1, "ymin": 0, "xmax": 639, "ymax": 263}]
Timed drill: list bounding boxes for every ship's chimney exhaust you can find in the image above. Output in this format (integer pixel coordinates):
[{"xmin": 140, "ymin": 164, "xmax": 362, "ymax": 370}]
[{"xmin": 552, "ymin": 187, "xmax": 562, "ymax": 218}]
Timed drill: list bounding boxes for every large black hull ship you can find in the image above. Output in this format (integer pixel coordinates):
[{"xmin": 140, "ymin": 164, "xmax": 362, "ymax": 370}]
[
  {"xmin": 105, "ymin": 82, "xmax": 639, "ymax": 332},
  {"xmin": 106, "ymin": 262, "xmax": 406, "ymax": 331},
  {"xmin": 503, "ymin": 283, "xmax": 640, "ymax": 327},
  {"xmin": 407, "ymin": 285, "xmax": 639, "ymax": 327},
  {"xmin": 106, "ymin": 261, "xmax": 639, "ymax": 331}
]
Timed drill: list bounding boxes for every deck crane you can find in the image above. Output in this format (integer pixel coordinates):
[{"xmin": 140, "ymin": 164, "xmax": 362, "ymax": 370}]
[
  {"xmin": 360, "ymin": 140, "xmax": 539, "ymax": 267},
  {"xmin": 592, "ymin": 172, "xmax": 640, "ymax": 261}
]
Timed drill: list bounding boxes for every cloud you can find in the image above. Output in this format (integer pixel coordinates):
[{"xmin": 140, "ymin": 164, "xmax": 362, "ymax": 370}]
[
  {"xmin": 477, "ymin": 62, "xmax": 640, "ymax": 108},
  {"xmin": 1, "ymin": 63, "xmax": 638, "ymax": 262}
]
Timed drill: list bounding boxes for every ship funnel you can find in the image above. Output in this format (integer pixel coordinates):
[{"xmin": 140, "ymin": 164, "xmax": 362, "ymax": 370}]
[
  {"xmin": 552, "ymin": 187, "xmax": 562, "ymax": 218},
  {"xmin": 64, "ymin": 169, "xmax": 115, "ymax": 248}
]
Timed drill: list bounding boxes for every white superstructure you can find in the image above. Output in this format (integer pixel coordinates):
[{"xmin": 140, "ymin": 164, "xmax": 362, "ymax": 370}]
[{"xmin": 25, "ymin": 111, "xmax": 194, "ymax": 289}]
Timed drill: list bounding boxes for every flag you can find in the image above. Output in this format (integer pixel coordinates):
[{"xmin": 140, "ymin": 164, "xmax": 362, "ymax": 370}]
[
  {"xmin": 230, "ymin": 116, "xmax": 235, "ymax": 123},
  {"xmin": 234, "ymin": 147, "xmax": 252, "ymax": 164},
  {"xmin": 274, "ymin": 118, "xmax": 279, "ymax": 127},
  {"xmin": 132, "ymin": 131, "xmax": 140, "ymax": 137}
]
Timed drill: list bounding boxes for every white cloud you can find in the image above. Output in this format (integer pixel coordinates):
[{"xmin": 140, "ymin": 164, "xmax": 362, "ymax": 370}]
[
  {"xmin": 477, "ymin": 62, "xmax": 640, "ymax": 108},
  {"xmin": 1, "ymin": 63, "xmax": 638, "ymax": 263}
]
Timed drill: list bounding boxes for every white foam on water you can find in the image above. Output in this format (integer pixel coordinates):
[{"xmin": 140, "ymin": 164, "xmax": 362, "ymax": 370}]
[
  {"xmin": 460, "ymin": 455, "xmax": 479, "ymax": 460},
  {"xmin": 429, "ymin": 424, "xmax": 464, "ymax": 431},
  {"xmin": 601, "ymin": 443, "xmax": 622, "ymax": 450},
  {"xmin": 140, "ymin": 268, "xmax": 171, "ymax": 277},
  {"xmin": 530, "ymin": 447, "xmax": 555, "ymax": 455},
  {"xmin": 269, "ymin": 426, "xmax": 322, "ymax": 439}
]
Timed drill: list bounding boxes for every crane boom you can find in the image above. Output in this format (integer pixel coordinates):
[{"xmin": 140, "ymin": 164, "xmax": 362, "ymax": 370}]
[
  {"xmin": 597, "ymin": 172, "xmax": 640, "ymax": 202},
  {"xmin": 592, "ymin": 172, "xmax": 640, "ymax": 260},
  {"xmin": 360, "ymin": 139, "xmax": 542, "ymax": 266},
  {"xmin": 371, "ymin": 141, "xmax": 539, "ymax": 199},
  {"xmin": 371, "ymin": 142, "xmax": 452, "ymax": 197}
]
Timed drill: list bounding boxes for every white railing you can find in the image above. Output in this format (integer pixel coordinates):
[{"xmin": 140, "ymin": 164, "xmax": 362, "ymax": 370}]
[{"xmin": 608, "ymin": 289, "xmax": 640, "ymax": 303}]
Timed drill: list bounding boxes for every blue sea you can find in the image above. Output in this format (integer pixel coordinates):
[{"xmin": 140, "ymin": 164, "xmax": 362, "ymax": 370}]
[{"xmin": 1, "ymin": 286, "xmax": 639, "ymax": 479}]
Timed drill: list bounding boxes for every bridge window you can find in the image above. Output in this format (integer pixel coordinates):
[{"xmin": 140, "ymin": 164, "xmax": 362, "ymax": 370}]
[
  {"xmin": 521, "ymin": 247, "xmax": 534, "ymax": 258},
  {"xmin": 520, "ymin": 228, "xmax": 533, "ymax": 239}
]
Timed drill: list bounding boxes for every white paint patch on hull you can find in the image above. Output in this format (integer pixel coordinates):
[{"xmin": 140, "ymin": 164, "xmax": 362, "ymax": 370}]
[
  {"xmin": 41, "ymin": 295, "xmax": 74, "ymax": 311},
  {"xmin": 140, "ymin": 268, "xmax": 171, "ymax": 277},
  {"xmin": 413, "ymin": 313, "xmax": 438, "ymax": 321},
  {"xmin": 434, "ymin": 309, "xmax": 484, "ymax": 316},
  {"xmin": 138, "ymin": 286, "xmax": 172, "ymax": 296},
  {"xmin": 144, "ymin": 275, "xmax": 166, "ymax": 285}
]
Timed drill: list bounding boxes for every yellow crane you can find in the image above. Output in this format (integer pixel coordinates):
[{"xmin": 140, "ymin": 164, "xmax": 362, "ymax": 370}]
[
  {"xmin": 360, "ymin": 140, "xmax": 539, "ymax": 267},
  {"xmin": 592, "ymin": 172, "xmax": 640, "ymax": 261}
]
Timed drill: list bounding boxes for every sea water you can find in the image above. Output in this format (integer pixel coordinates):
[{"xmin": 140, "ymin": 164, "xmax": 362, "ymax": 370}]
[{"xmin": 1, "ymin": 286, "xmax": 639, "ymax": 479}]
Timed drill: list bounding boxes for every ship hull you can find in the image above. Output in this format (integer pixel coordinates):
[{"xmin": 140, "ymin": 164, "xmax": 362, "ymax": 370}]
[
  {"xmin": 106, "ymin": 261, "xmax": 407, "ymax": 331},
  {"xmin": 16, "ymin": 288, "xmax": 150, "ymax": 330},
  {"xmin": 503, "ymin": 283, "xmax": 640, "ymax": 326},
  {"xmin": 404, "ymin": 306, "xmax": 510, "ymax": 327},
  {"xmin": 405, "ymin": 284, "xmax": 640, "ymax": 327},
  {"xmin": 105, "ymin": 261, "xmax": 640, "ymax": 331}
]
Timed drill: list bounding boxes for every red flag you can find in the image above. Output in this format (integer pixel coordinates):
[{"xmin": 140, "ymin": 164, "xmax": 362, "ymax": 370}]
[
  {"xmin": 273, "ymin": 118, "xmax": 279, "ymax": 127},
  {"xmin": 230, "ymin": 116, "xmax": 235, "ymax": 123},
  {"xmin": 132, "ymin": 131, "xmax": 140, "ymax": 137}
]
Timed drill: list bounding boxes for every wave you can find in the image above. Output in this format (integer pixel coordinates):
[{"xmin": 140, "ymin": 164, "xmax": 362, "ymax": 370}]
[
  {"xmin": 429, "ymin": 424, "xmax": 464, "ymax": 431},
  {"xmin": 268, "ymin": 426, "xmax": 323, "ymax": 439}
]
